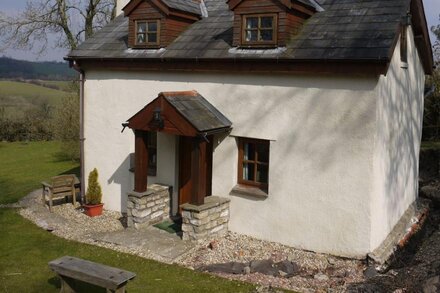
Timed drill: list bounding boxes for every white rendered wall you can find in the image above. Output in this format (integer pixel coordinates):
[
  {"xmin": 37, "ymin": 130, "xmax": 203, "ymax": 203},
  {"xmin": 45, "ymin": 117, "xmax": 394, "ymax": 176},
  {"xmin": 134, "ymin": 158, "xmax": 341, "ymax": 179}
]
[
  {"xmin": 116, "ymin": 0, "xmax": 130, "ymax": 16},
  {"xmin": 83, "ymin": 69, "xmax": 378, "ymax": 257},
  {"xmin": 371, "ymin": 26, "xmax": 425, "ymax": 250}
]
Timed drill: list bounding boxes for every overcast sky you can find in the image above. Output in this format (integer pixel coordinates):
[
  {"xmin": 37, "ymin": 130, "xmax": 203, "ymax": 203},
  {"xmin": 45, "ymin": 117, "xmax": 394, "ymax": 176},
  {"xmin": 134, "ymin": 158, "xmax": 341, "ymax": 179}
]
[{"xmin": 0, "ymin": 0, "xmax": 439, "ymax": 62}]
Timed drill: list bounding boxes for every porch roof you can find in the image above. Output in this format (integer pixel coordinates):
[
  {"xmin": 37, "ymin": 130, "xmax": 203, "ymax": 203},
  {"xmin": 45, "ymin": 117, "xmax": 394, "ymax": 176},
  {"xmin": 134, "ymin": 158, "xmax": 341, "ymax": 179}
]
[{"xmin": 127, "ymin": 90, "xmax": 232, "ymax": 136}]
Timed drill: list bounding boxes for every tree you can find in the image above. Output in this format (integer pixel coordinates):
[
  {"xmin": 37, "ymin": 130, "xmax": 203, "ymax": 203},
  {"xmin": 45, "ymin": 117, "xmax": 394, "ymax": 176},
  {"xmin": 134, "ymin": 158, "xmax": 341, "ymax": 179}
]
[
  {"xmin": 0, "ymin": 0, "xmax": 116, "ymax": 54},
  {"xmin": 432, "ymin": 15, "xmax": 440, "ymax": 64}
]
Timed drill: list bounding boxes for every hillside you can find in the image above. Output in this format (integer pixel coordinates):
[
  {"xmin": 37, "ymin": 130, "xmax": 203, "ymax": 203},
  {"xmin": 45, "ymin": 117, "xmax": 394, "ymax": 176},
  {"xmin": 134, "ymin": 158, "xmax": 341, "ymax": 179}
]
[
  {"xmin": 0, "ymin": 57, "xmax": 75, "ymax": 80},
  {"xmin": 0, "ymin": 81, "xmax": 71, "ymax": 118}
]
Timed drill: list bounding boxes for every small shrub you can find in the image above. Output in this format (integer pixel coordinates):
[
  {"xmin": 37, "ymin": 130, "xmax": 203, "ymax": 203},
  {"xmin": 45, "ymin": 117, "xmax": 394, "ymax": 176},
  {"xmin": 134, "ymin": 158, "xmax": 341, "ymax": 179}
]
[{"xmin": 86, "ymin": 168, "xmax": 102, "ymax": 205}]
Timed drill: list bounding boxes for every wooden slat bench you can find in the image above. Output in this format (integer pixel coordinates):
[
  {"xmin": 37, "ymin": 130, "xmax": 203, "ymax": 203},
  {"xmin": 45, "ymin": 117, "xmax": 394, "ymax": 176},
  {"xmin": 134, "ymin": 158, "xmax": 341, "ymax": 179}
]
[{"xmin": 49, "ymin": 256, "xmax": 136, "ymax": 293}]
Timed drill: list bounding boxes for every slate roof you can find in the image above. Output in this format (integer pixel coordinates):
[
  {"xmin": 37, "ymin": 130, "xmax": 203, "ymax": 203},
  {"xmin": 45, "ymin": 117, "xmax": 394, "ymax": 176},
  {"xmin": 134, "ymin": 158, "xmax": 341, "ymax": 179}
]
[
  {"xmin": 68, "ymin": 0, "xmax": 411, "ymax": 62},
  {"xmin": 161, "ymin": 0, "xmax": 201, "ymax": 15},
  {"xmin": 162, "ymin": 91, "xmax": 232, "ymax": 133}
]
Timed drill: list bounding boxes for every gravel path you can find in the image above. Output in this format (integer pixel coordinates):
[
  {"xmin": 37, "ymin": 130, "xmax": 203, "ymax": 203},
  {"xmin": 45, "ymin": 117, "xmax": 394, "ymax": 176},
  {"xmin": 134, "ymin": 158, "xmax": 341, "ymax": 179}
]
[{"xmin": 15, "ymin": 190, "xmax": 372, "ymax": 292}]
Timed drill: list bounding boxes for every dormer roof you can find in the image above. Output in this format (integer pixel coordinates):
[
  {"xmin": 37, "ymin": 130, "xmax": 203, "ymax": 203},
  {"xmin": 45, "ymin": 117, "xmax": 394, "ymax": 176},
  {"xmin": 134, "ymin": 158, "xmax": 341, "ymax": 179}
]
[
  {"xmin": 123, "ymin": 0, "xmax": 201, "ymax": 18},
  {"xmin": 227, "ymin": 0, "xmax": 321, "ymax": 12}
]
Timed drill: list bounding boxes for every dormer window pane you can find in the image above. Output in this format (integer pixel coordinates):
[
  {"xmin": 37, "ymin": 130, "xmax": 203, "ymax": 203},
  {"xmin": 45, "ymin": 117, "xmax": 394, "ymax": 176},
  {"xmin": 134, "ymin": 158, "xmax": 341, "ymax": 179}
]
[
  {"xmin": 148, "ymin": 22, "xmax": 157, "ymax": 31},
  {"xmin": 261, "ymin": 17, "xmax": 273, "ymax": 28},
  {"xmin": 246, "ymin": 17, "xmax": 258, "ymax": 29},
  {"xmin": 260, "ymin": 30, "xmax": 273, "ymax": 41},
  {"xmin": 148, "ymin": 33, "xmax": 157, "ymax": 43},
  {"xmin": 137, "ymin": 23, "xmax": 146, "ymax": 33},
  {"xmin": 137, "ymin": 33, "xmax": 146, "ymax": 44},
  {"xmin": 246, "ymin": 31, "xmax": 258, "ymax": 42}
]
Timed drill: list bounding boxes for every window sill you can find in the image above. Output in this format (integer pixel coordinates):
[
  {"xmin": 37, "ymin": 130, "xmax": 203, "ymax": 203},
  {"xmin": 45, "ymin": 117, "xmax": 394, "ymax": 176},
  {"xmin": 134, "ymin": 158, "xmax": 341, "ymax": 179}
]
[
  {"xmin": 230, "ymin": 184, "xmax": 268, "ymax": 199},
  {"xmin": 129, "ymin": 168, "xmax": 156, "ymax": 177}
]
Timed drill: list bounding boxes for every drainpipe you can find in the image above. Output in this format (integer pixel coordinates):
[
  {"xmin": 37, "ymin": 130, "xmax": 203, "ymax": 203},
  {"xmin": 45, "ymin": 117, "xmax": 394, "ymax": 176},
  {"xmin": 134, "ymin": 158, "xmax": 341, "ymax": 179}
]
[{"xmin": 70, "ymin": 60, "xmax": 86, "ymax": 204}]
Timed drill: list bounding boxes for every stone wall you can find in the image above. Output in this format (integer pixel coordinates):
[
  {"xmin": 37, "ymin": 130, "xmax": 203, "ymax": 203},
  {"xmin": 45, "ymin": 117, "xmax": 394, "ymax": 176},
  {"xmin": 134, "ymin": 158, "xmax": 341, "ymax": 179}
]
[
  {"xmin": 181, "ymin": 196, "xmax": 230, "ymax": 241},
  {"xmin": 127, "ymin": 184, "xmax": 170, "ymax": 228}
]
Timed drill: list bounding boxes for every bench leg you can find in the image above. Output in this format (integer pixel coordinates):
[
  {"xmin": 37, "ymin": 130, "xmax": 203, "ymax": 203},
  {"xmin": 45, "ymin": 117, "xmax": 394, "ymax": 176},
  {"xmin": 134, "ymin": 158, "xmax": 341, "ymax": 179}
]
[
  {"xmin": 59, "ymin": 275, "xmax": 76, "ymax": 293},
  {"xmin": 49, "ymin": 193, "xmax": 53, "ymax": 212}
]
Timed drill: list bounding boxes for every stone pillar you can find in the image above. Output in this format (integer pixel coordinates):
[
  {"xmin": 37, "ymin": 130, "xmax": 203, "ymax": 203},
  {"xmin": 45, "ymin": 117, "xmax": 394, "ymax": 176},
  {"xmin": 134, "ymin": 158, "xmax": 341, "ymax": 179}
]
[
  {"xmin": 181, "ymin": 196, "xmax": 230, "ymax": 241},
  {"xmin": 127, "ymin": 184, "xmax": 171, "ymax": 229}
]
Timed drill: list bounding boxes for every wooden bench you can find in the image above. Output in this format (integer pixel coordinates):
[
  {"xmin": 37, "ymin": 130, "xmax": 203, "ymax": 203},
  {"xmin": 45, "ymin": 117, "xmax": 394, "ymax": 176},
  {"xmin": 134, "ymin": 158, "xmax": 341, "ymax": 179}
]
[
  {"xmin": 49, "ymin": 256, "xmax": 136, "ymax": 293},
  {"xmin": 42, "ymin": 175, "xmax": 79, "ymax": 212}
]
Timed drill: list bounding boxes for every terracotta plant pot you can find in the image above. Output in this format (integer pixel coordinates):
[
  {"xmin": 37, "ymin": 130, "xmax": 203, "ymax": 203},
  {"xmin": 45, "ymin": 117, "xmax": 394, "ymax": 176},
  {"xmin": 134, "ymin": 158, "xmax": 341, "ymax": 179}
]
[{"xmin": 84, "ymin": 203, "xmax": 104, "ymax": 217}]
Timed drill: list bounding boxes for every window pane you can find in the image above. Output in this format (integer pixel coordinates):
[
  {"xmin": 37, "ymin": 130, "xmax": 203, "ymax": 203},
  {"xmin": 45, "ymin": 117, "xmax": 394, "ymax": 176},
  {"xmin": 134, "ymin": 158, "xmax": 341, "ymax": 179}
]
[
  {"xmin": 243, "ymin": 142, "xmax": 255, "ymax": 160},
  {"xmin": 260, "ymin": 29, "xmax": 273, "ymax": 41},
  {"xmin": 257, "ymin": 164, "xmax": 268, "ymax": 183},
  {"xmin": 148, "ymin": 22, "xmax": 157, "ymax": 32},
  {"xmin": 137, "ymin": 33, "xmax": 146, "ymax": 44},
  {"xmin": 243, "ymin": 163, "xmax": 255, "ymax": 181},
  {"xmin": 148, "ymin": 33, "xmax": 157, "ymax": 43},
  {"xmin": 245, "ymin": 30, "xmax": 258, "ymax": 42},
  {"xmin": 246, "ymin": 17, "xmax": 258, "ymax": 29},
  {"xmin": 260, "ymin": 17, "xmax": 273, "ymax": 28},
  {"xmin": 137, "ymin": 22, "xmax": 146, "ymax": 33},
  {"xmin": 257, "ymin": 143, "xmax": 269, "ymax": 162}
]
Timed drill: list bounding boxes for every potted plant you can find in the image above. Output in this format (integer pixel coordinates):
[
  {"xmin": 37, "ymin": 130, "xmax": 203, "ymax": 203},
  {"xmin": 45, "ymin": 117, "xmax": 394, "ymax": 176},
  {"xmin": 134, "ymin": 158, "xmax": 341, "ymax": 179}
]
[{"xmin": 84, "ymin": 168, "xmax": 104, "ymax": 217}]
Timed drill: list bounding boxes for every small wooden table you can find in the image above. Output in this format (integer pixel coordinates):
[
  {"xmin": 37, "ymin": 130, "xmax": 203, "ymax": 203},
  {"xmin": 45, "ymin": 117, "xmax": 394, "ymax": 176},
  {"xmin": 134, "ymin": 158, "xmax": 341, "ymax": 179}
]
[{"xmin": 49, "ymin": 256, "xmax": 136, "ymax": 293}]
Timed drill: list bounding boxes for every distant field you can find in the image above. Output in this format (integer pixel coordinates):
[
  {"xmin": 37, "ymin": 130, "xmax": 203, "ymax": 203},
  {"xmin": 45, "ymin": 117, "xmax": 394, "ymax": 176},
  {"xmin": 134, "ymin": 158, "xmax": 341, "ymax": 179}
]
[
  {"xmin": 0, "ymin": 81, "xmax": 71, "ymax": 118},
  {"xmin": 37, "ymin": 80, "xmax": 76, "ymax": 92}
]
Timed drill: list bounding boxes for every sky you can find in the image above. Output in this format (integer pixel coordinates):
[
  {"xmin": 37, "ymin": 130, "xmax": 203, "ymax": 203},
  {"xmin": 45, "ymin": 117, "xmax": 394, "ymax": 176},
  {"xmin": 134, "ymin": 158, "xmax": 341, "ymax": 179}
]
[{"xmin": 0, "ymin": 0, "xmax": 439, "ymax": 62}]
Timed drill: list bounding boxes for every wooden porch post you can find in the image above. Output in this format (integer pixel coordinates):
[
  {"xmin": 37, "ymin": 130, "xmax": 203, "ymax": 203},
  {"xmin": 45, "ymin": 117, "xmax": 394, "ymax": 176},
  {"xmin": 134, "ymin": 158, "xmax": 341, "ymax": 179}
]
[
  {"xmin": 134, "ymin": 130, "xmax": 149, "ymax": 193},
  {"xmin": 191, "ymin": 137, "xmax": 207, "ymax": 205}
]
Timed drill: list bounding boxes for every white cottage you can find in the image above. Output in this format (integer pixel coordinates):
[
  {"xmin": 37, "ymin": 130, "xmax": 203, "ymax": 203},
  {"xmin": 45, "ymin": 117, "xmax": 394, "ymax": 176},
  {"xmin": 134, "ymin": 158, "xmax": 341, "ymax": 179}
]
[{"xmin": 66, "ymin": 0, "xmax": 434, "ymax": 258}]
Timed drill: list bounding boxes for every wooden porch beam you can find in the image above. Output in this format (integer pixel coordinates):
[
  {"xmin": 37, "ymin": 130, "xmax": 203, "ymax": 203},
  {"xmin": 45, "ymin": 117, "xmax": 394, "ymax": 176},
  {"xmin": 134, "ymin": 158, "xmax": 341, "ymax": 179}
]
[
  {"xmin": 190, "ymin": 137, "xmax": 207, "ymax": 205},
  {"xmin": 134, "ymin": 130, "xmax": 149, "ymax": 193}
]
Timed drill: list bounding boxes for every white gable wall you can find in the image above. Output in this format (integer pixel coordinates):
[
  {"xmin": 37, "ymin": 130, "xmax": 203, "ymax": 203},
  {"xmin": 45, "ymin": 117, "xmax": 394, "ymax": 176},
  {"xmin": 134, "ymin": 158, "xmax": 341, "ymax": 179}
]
[
  {"xmin": 83, "ymin": 69, "xmax": 379, "ymax": 257},
  {"xmin": 116, "ymin": 0, "xmax": 130, "ymax": 16},
  {"xmin": 371, "ymin": 26, "xmax": 425, "ymax": 250}
]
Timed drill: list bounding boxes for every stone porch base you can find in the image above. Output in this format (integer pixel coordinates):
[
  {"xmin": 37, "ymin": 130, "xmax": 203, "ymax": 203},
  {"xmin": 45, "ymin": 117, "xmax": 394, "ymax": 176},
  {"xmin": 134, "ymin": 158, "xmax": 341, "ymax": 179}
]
[
  {"xmin": 181, "ymin": 196, "xmax": 230, "ymax": 241},
  {"xmin": 127, "ymin": 184, "xmax": 171, "ymax": 229}
]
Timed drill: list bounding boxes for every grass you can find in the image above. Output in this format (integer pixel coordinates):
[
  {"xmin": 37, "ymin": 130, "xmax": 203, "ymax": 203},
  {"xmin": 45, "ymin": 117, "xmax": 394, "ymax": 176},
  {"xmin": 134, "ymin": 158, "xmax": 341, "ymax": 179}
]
[
  {"xmin": 421, "ymin": 141, "xmax": 440, "ymax": 150},
  {"xmin": 0, "ymin": 141, "xmax": 259, "ymax": 292},
  {"xmin": 0, "ymin": 209, "xmax": 254, "ymax": 293},
  {"xmin": 0, "ymin": 141, "xmax": 79, "ymax": 205}
]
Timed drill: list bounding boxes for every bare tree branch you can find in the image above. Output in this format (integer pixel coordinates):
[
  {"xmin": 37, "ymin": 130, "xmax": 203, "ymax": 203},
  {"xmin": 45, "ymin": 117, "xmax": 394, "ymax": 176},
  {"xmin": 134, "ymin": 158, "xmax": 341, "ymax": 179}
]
[{"xmin": 0, "ymin": 0, "xmax": 116, "ymax": 54}]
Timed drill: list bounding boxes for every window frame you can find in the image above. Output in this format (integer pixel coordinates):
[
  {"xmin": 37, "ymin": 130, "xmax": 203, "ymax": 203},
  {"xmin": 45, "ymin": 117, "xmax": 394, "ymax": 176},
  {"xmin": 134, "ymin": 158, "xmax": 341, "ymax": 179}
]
[
  {"xmin": 134, "ymin": 19, "xmax": 161, "ymax": 48},
  {"xmin": 237, "ymin": 137, "xmax": 270, "ymax": 190},
  {"xmin": 241, "ymin": 13, "xmax": 278, "ymax": 47}
]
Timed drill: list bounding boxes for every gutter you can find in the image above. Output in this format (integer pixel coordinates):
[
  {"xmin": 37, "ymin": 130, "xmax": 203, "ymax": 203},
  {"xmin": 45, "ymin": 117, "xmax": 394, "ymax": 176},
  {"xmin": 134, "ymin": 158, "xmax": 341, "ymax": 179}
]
[{"xmin": 70, "ymin": 60, "xmax": 86, "ymax": 204}]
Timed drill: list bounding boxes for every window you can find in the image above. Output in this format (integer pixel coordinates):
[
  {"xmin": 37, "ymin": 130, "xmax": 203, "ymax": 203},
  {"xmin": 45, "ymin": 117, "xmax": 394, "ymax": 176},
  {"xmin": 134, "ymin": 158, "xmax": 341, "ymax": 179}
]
[
  {"xmin": 135, "ymin": 20, "xmax": 160, "ymax": 46},
  {"xmin": 129, "ymin": 132, "xmax": 157, "ymax": 176},
  {"xmin": 242, "ymin": 14, "xmax": 277, "ymax": 46},
  {"xmin": 400, "ymin": 24, "xmax": 408, "ymax": 65},
  {"xmin": 147, "ymin": 132, "xmax": 157, "ymax": 176},
  {"xmin": 238, "ymin": 138, "xmax": 269, "ymax": 189}
]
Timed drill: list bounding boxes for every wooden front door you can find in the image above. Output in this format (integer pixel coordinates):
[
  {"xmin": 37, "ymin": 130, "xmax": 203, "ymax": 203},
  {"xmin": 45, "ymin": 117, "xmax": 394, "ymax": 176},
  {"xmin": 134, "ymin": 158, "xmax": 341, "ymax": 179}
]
[{"xmin": 178, "ymin": 136, "xmax": 213, "ymax": 212}]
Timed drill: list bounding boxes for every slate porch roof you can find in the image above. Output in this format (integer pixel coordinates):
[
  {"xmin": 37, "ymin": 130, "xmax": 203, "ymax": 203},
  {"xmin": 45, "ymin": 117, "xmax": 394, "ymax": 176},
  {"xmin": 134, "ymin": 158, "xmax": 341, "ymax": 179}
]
[
  {"xmin": 67, "ymin": 0, "xmax": 432, "ymax": 72},
  {"xmin": 128, "ymin": 91, "xmax": 232, "ymax": 133},
  {"xmin": 162, "ymin": 91, "xmax": 232, "ymax": 133}
]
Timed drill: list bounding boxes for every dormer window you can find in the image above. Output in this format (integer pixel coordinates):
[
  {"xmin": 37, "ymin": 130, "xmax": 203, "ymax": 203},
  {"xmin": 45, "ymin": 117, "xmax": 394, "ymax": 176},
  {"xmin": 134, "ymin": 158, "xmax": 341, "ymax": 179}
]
[
  {"xmin": 242, "ymin": 14, "xmax": 277, "ymax": 46},
  {"xmin": 135, "ymin": 20, "xmax": 160, "ymax": 47}
]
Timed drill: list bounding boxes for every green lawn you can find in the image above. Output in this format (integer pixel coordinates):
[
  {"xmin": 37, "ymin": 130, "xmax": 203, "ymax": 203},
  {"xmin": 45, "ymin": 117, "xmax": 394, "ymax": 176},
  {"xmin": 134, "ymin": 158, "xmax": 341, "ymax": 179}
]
[
  {"xmin": 0, "ymin": 141, "xmax": 79, "ymax": 204},
  {"xmin": 0, "ymin": 209, "xmax": 254, "ymax": 292},
  {"xmin": 0, "ymin": 141, "xmax": 257, "ymax": 292},
  {"xmin": 421, "ymin": 141, "xmax": 440, "ymax": 150}
]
